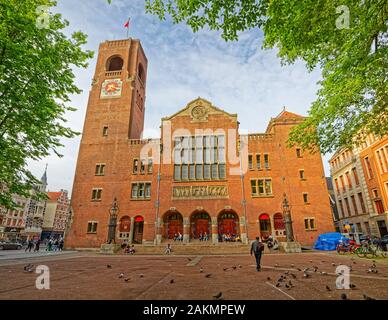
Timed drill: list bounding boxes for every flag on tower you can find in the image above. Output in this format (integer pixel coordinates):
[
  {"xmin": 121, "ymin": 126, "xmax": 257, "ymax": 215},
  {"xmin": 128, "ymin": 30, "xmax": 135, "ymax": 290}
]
[{"xmin": 124, "ymin": 17, "xmax": 131, "ymax": 38}]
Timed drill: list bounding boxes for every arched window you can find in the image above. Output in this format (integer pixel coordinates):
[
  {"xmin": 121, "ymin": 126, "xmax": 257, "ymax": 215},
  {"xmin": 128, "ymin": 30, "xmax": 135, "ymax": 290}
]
[
  {"xmin": 107, "ymin": 56, "xmax": 123, "ymax": 71},
  {"xmin": 138, "ymin": 63, "xmax": 145, "ymax": 83}
]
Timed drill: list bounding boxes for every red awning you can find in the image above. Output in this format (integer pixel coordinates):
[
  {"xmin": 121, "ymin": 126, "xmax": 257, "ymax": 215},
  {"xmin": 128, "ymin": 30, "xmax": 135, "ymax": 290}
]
[
  {"xmin": 259, "ymin": 214, "xmax": 270, "ymax": 220},
  {"xmin": 135, "ymin": 216, "xmax": 144, "ymax": 222}
]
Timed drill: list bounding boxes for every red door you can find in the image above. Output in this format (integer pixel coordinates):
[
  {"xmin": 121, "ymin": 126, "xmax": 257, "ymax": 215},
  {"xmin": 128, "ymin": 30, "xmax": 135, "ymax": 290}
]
[
  {"xmin": 219, "ymin": 218, "xmax": 238, "ymax": 235},
  {"xmin": 195, "ymin": 219, "xmax": 209, "ymax": 237},
  {"xmin": 167, "ymin": 220, "xmax": 183, "ymax": 239}
]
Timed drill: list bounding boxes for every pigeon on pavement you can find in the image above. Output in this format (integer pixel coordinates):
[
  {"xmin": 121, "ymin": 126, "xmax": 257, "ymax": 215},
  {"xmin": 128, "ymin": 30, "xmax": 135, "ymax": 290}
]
[{"xmin": 213, "ymin": 292, "xmax": 223, "ymax": 300}]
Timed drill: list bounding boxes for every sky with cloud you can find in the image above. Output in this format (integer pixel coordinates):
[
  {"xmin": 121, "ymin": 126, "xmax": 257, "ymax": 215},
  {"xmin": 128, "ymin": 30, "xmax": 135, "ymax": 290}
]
[{"xmin": 28, "ymin": 0, "xmax": 332, "ymax": 192}]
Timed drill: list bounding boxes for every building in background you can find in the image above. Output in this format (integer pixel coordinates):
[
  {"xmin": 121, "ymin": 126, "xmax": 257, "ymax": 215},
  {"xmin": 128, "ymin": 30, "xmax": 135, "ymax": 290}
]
[
  {"xmin": 329, "ymin": 135, "xmax": 388, "ymax": 237},
  {"xmin": 355, "ymin": 134, "xmax": 388, "ymax": 237},
  {"xmin": 326, "ymin": 177, "xmax": 339, "ymax": 232},
  {"xmin": 42, "ymin": 190, "xmax": 71, "ymax": 240},
  {"xmin": 66, "ymin": 38, "xmax": 334, "ymax": 249},
  {"xmin": 0, "ymin": 194, "xmax": 29, "ymax": 241},
  {"xmin": 23, "ymin": 169, "xmax": 48, "ymax": 240}
]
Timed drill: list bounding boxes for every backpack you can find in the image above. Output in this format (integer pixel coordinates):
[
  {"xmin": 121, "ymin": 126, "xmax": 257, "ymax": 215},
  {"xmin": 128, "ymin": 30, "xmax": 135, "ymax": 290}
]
[{"xmin": 255, "ymin": 242, "xmax": 264, "ymax": 254}]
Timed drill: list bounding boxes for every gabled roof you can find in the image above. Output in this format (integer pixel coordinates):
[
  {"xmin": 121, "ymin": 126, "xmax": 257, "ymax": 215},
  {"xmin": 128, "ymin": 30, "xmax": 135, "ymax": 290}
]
[
  {"xmin": 47, "ymin": 192, "xmax": 62, "ymax": 201},
  {"xmin": 274, "ymin": 109, "xmax": 304, "ymax": 120},
  {"xmin": 161, "ymin": 97, "xmax": 237, "ymax": 122},
  {"xmin": 265, "ymin": 107, "xmax": 305, "ymax": 133}
]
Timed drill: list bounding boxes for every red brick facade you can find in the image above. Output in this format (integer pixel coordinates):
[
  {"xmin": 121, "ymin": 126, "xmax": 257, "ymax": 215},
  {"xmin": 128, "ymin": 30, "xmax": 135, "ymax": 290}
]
[{"xmin": 65, "ymin": 39, "xmax": 334, "ymax": 249}]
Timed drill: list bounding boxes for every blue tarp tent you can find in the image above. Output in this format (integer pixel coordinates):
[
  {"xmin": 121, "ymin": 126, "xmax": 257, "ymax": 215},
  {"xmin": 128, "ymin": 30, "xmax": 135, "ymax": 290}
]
[{"xmin": 313, "ymin": 232, "xmax": 349, "ymax": 251}]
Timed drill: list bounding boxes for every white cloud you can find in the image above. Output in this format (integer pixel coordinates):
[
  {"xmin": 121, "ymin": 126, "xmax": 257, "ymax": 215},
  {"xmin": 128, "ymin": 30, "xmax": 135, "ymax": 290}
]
[{"xmin": 28, "ymin": 0, "xmax": 331, "ymax": 193}]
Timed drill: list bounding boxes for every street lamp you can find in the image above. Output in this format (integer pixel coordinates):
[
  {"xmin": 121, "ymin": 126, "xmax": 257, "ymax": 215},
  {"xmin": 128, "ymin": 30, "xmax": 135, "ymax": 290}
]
[
  {"xmin": 282, "ymin": 193, "xmax": 294, "ymax": 242},
  {"xmin": 107, "ymin": 197, "xmax": 119, "ymax": 244}
]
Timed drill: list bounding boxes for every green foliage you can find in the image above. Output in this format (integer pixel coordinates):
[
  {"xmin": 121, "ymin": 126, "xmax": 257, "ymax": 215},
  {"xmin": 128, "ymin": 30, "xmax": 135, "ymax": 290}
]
[
  {"xmin": 116, "ymin": 0, "xmax": 387, "ymax": 153},
  {"xmin": 0, "ymin": 0, "xmax": 93, "ymax": 209}
]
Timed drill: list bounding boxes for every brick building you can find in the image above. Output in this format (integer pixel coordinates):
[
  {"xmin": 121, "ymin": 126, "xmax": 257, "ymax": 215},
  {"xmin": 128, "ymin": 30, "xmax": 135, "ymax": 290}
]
[
  {"xmin": 41, "ymin": 190, "xmax": 71, "ymax": 240},
  {"xmin": 329, "ymin": 134, "xmax": 388, "ymax": 238},
  {"xmin": 65, "ymin": 38, "xmax": 333, "ymax": 249}
]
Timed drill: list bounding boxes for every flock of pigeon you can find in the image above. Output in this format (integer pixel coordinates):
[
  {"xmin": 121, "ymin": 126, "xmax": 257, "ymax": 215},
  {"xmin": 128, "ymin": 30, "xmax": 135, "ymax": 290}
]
[
  {"xmin": 267, "ymin": 258, "xmax": 380, "ymax": 300},
  {"xmin": 22, "ymin": 257, "xmax": 383, "ymax": 300}
]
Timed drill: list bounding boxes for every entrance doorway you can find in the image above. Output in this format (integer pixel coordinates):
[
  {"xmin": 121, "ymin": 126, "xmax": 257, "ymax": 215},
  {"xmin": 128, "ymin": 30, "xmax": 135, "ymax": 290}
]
[
  {"xmin": 259, "ymin": 213, "xmax": 272, "ymax": 239},
  {"xmin": 377, "ymin": 220, "xmax": 388, "ymax": 237},
  {"xmin": 163, "ymin": 211, "xmax": 183, "ymax": 239},
  {"xmin": 218, "ymin": 210, "xmax": 240, "ymax": 241},
  {"xmin": 190, "ymin": 211, "xmax": 211, "ymax": 240},
  {"xmin": 133, "ymin": 216, "xmax": 144, "ymax": 244}
]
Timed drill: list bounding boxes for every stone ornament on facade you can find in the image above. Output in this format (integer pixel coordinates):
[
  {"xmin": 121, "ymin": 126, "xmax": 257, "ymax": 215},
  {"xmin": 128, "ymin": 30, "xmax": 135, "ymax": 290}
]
[{"xmin": 191, "ymin": 105, "xmax": 208, "ymax": 121}]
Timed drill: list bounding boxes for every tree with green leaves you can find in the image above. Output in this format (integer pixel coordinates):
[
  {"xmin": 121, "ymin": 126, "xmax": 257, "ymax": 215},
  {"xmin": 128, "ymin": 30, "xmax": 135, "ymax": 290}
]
[
  {"xmin": 115, "ymin": 0, "xmax": 387, "ymax": 153},
  {"xmin": 0, "ymin": 0, "xmax": 93, "ymax": 209}
]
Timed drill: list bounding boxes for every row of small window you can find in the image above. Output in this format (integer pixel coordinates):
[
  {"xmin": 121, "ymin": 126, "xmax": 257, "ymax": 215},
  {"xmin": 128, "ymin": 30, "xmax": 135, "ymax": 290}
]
[
  {"xmin": 334, "ymin": 168, "xmax": 360, "ymax": 192},
  {"xmin": 133, "ymin": 159, "xmax": 153, "ymax": 174},
  {"xmin": 174, "ymin": 164, "xmax": 226, "ymax": 181},
  {"xmin": 91, "ymin": 183, "xmax": 152, "ymax": 201},
  {"xmin": 337, "ymin": 193, "xmax": 366, "ymax": 218},
  {"xmin": 131, "ymin": 182, "xmax": 151, "ymax": 199},
  {"xmin": 250, "ymin": 179, "xmax": 273, "ymax": 197},
  {"xmin": 248, "ymin": 154, "xmax": 270, "ymax": 170},
  {"xmin": 304, "ymin": 218, "xmax": 316, "ymax": 231},
  {"xmin": 96, "ymin": 160, "xmax": 154, "ymax": 176}
]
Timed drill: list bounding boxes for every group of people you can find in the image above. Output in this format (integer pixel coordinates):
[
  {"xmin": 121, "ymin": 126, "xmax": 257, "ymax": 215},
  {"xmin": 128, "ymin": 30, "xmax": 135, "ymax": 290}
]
[
  {"xmin": 197, "ymin": 232, "xmax": 209, "ymax": 241},
  {"xmin": 25, "ymin": 238, "xmax": 41, "ymax": 252},
  {"xmin": 121, "ymin": 241, "xmax": 136, "ymax": 254},
  {"xmin": 45, "ymin": 237, "xmax": 64, "ymax": 251},
  {"xmin": 263, "ymin": 235, "xmax": 279, "ymax": 251},
  {"xmin": 24, "ymin": 237, "xmax": 64, "ymax": 252},
  {"xmin": 173, "ymin": 232, "xmax": 183, "ymax": 241},
  {"xmin": 220, "ymin": 233, "xmax": 241, "ymax": 242}
]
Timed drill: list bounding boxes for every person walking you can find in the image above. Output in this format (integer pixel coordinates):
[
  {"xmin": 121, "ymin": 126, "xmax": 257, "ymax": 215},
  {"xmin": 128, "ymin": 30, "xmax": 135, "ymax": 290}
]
[
  {"xmin": 250, "ymin": 236, "xmax": 264, "ymax": 272},
  {"xmin": 47, "ymin": 239, "xmax": 53, "ymax": 251},
  {"xmin": 34, "ymin": 239, "xmax": 41, "ymax": 252},
  {"xmin": 58, "ymin": 238, "xmax": 64, "ymax": 251},
  {"xmin": 25, "ymin": 239, "xmax": 34, "ymax": 252}
]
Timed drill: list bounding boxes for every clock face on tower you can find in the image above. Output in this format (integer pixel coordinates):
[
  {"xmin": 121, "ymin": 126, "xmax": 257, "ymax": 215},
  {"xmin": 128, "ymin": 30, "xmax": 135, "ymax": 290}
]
[{"xmin": 100, "ymin": 79, "xmax": 123, "ymax": 98}]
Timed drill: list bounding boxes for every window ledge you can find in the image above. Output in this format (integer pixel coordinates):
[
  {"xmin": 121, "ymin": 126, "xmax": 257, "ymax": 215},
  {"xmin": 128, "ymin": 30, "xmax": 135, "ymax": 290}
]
[
  {"xmin": 86, "ymin": 232, "xmax": 97, "ymax": 234},
  {"xmin": 251, "ymin": 195, "xmax": 274, "ymax": 198},
  {"xmin": 300, "ymin": 178, "xmax": 307, "ymax": 181},
  {"xmin": 304, "ymin": 202, "xmax": 311, "ymax": 205},
  {"xmin": 173, "ymin": 179, "xmax": 227, "ymax": 183},
  {"xmin": 91, "ymin": 200, "xmax": 102, "ymax": 202},
  {"xmin": 130, "ymin": 198, "xmax": 151, "ymax": 201},
  {"xmin": 305, "ymin": 229, "xmax": 317, "ymax": 232}
]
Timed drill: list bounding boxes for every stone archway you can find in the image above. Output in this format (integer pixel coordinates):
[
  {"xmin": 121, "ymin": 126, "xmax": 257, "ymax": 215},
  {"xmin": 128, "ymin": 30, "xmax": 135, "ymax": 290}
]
[
  {"xmin": 190, "ymin": 210, "xmax": 211, "ymax": 240},
  {"xmin": 162, "ymin": 211, "xmax": 183, "ymax": 239},
  {"xmin": 218, "ymin": 210, "xmax": 240, "ymax": 242}
]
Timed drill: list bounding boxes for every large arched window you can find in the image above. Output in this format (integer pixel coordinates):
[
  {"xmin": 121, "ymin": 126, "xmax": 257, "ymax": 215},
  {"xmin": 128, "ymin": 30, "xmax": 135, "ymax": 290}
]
[
  {"xmin": 138, "ymin": 63, "xmax": 145, "ymax": 83},
  {"xmin": 107, "ymin": 56, "xmax": 123, "ymax": 71}
]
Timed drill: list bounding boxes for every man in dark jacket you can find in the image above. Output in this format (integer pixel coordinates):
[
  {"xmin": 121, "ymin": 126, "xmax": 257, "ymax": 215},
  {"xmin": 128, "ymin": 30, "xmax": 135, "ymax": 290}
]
[{"xmin": 250, "ymin": 236, "xmax": 264, "ymax": 271}]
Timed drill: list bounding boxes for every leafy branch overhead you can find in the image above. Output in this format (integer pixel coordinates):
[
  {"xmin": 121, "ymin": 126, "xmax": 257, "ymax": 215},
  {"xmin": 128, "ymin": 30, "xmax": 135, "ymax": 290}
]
[
  {"xmin": 112, "ymin": 0, "xmax": 388, "ymax": 153},
  {"xmin": 0, "ymin": 0, "xmax": 93, "ymax": 209}
]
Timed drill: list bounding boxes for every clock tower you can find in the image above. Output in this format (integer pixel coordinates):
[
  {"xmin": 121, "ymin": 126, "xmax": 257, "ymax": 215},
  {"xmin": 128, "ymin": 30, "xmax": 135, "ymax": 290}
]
[
  {"xmin": 82, "ymin": 38, "xmax": 147, "ymax": 143},
  {"xmin": 67, "ymin": 39, "xmax": 148, "ymax": 248}
]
